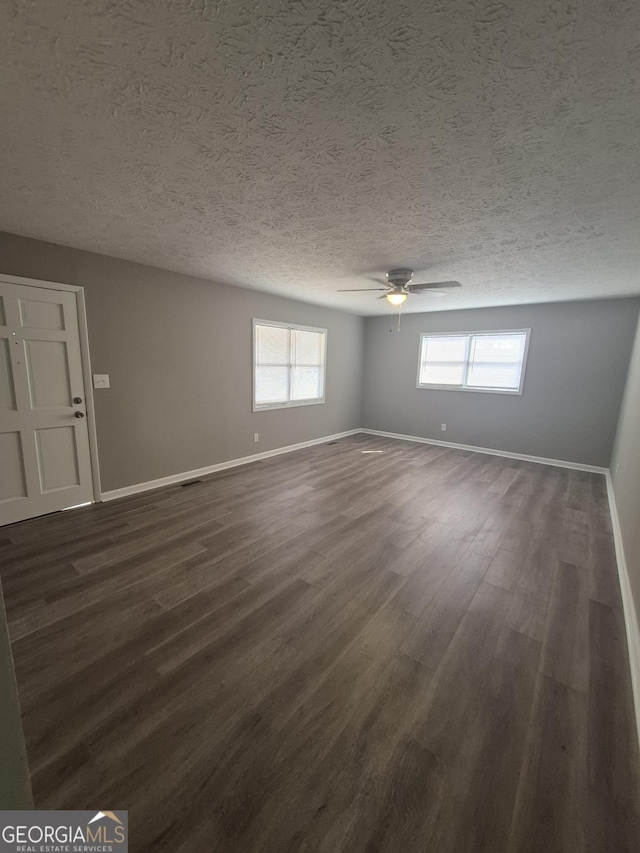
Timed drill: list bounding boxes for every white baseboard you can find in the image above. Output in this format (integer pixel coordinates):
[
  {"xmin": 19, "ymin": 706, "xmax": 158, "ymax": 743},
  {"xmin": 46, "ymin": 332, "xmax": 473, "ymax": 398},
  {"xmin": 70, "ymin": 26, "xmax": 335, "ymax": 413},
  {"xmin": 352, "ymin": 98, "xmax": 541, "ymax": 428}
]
[
  {"xmin": 100, "ymin": 429, "xmax": 361, "ymax": 501},
  {"xmin": 103, "ymin": 426, "xmax": 607, "ymax": 500},
  {"xmin": 360, "ymin": 428, "xmax": 608, "ymax": 474},
  {"xmin": 605, "ymin": 472, "xmax": 640, "ymax": 750}
]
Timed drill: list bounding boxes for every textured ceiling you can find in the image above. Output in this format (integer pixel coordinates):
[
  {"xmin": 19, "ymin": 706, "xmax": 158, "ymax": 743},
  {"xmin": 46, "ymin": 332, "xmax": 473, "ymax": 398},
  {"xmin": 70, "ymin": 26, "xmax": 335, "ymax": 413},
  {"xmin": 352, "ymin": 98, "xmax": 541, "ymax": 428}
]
[{"xmin": 1, "ymin": 0, "xmax": 639, "ymax": 315}]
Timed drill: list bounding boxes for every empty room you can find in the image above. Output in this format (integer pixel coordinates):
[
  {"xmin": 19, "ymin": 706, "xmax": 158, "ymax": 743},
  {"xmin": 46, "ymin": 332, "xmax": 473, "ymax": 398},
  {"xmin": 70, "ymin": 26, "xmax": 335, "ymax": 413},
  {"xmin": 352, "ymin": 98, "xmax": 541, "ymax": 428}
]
[{"xmin": 1, "ymin": 1, "xmax": 639, "ymax": 851}]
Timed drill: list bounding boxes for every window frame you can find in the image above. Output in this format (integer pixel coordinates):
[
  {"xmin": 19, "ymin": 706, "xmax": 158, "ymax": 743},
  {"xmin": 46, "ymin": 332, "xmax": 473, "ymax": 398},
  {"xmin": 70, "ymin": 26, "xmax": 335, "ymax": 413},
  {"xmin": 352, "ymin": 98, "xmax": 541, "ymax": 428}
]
[
  {"xmin": 416, "ymin": 329, "xmax": 531, "ymax": 395},
  {"xmin": 252, "ymin": 318, "xmax": 327, "ymax": 412}
]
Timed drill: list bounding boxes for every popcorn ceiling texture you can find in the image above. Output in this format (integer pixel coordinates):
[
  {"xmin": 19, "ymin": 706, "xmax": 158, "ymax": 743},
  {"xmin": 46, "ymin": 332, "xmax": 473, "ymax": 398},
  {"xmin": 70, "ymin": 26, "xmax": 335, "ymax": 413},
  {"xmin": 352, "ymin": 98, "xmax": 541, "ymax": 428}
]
[{"xmin": 1, "ymin": 0, "xmax": 639, "ymax": 315}]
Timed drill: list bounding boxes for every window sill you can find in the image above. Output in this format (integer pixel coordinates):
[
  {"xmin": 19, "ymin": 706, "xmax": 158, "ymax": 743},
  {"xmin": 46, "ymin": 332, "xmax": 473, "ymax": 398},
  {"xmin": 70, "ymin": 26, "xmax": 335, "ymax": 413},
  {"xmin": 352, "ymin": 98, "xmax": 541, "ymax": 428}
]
[
  {"xmin": 253, "ymin": 398, "xmax": 326, "ymax": 412},
  {"xmin": 416, "ymin": 384, "xmax": 524, "ymax": 395}
]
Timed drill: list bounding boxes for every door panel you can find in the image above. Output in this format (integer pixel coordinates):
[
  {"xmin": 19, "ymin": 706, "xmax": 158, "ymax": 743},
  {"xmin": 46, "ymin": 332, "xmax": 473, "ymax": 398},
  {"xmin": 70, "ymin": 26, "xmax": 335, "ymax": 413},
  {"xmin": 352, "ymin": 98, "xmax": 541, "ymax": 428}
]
[
  {"xmin": 0, "ymin": 339, "xmax": 16, "ymax": 409},
  {"xmin": 35, "ymin": 426, "xmax": 81, "ymax": 491},
  {"xmin": 0, "ymin": 432, "xmax": 27, "ymax": 501},
  {"xmin": 19, "ymin": 297, "xmax": 65, "ymax": 331},
  {"xmin": 25, "ymin": 340, "xmax": 72, "ymax": 408},
  {"xmin": 0, "ymin": 280, "xmax": 94, "ymax": 525}
]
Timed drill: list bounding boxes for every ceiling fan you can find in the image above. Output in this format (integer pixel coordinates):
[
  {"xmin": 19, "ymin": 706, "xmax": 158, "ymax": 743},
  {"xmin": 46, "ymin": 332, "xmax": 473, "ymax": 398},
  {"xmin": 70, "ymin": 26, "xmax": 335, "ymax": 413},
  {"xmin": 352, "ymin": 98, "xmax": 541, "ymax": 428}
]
[{"xmin": 338, "ymin": 268, "xmax": 461, "ymax": 305}]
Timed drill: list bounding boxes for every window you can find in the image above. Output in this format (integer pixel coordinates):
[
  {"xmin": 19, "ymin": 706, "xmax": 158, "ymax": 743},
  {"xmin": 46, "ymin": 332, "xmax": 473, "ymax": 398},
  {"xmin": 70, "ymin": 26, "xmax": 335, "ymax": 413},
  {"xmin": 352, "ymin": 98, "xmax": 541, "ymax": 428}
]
[
  {"xmin": 417, "ymin": 329, "xmax": 530, "ymax": 394},
  {"xmin": 253, "ymin": 319, "xmax": 326, "ymax": 410}
]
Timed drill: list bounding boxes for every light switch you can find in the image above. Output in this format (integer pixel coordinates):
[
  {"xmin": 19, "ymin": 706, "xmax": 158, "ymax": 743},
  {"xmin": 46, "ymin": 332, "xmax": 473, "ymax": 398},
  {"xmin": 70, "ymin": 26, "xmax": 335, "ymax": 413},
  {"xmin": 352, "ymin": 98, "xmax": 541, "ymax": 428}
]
[{"xmin": 93, "ymin": 374, "xmax": 110, "ymax": 389}]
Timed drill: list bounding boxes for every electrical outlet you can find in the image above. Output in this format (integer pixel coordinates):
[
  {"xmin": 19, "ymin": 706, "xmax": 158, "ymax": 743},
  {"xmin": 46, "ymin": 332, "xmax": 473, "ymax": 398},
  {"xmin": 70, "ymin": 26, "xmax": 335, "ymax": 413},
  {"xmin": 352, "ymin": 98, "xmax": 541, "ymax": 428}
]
[
  {"xmin": 441, "ymin": 423, "xmax": 447, "ymax": 431},
  {"xmin": 253, "ymin": 433, "xmax": 259, "ymax": 443}
]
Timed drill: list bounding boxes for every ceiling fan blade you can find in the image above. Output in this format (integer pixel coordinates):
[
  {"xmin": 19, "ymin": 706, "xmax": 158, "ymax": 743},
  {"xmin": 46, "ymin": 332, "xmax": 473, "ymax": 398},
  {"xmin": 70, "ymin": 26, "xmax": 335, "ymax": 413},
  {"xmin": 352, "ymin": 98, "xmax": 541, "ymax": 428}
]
[
  {"xmin": 408, "ymin": 281, "xmax": 461, "ymax": 291},
  {"xmin": 337, "ymin": 288, "xmax": 389, "ymax": 292}
]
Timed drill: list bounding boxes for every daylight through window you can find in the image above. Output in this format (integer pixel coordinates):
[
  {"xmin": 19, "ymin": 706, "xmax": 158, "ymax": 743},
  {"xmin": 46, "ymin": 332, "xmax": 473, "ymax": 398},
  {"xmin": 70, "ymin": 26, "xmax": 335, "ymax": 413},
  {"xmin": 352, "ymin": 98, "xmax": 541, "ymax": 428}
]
[
  {"xmin": 418, "ymin": 330, "xmax": 530, "ymax": 394},
  {"xmin": 253, "ymin": 320, "xmax": 326, "ymax": 410}
]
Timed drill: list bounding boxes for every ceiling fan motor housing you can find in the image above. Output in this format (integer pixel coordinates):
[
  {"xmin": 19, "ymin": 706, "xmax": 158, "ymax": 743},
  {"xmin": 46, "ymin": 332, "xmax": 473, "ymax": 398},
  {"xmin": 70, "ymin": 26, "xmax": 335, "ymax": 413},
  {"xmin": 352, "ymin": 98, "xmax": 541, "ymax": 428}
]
[{"xmin": 386, "ymin": 268, "xmax": 414, "ymax": 287}]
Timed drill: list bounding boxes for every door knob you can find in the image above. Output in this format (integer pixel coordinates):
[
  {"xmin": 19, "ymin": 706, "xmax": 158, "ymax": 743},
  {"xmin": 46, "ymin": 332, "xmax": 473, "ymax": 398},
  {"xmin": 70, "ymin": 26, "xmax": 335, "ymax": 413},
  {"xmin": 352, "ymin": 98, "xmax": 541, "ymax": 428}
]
[{"xmin": 74, "ymin": 411, "xmax": 85, "ymax": 418}]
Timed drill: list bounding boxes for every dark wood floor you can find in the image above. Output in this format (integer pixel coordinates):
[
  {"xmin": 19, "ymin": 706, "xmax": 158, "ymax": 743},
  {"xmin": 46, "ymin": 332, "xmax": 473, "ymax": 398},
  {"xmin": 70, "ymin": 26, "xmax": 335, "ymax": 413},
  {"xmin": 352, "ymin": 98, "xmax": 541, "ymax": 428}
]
[{"xmin": 2, "ymin": 434, "xmax": 639, "ymax": 851}]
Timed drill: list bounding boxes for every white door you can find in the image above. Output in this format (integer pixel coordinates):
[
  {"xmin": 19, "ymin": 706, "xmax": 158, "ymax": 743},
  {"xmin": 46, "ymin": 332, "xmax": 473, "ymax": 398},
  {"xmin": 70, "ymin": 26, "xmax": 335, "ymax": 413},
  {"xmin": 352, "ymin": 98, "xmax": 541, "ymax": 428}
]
[{"xmin": 0, "ymin": 281, "xmax": 94, "ymax": 526}]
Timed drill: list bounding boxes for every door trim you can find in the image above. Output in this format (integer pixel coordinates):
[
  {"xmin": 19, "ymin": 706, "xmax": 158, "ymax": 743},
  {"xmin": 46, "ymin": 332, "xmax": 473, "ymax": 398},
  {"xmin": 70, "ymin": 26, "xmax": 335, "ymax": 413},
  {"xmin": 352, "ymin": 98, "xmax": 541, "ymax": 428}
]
[{"xmin": 0, "ymin": 272, "xmax": 102, "ymax": 503}]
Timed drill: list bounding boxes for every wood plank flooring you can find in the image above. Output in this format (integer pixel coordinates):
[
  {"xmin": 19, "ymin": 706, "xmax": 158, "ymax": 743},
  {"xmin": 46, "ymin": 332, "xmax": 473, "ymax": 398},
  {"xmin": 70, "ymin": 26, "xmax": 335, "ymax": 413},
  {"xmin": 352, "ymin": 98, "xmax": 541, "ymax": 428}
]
[{"xmin": 1, "ymin": 434, "xmax": 639, "ymax": 851}]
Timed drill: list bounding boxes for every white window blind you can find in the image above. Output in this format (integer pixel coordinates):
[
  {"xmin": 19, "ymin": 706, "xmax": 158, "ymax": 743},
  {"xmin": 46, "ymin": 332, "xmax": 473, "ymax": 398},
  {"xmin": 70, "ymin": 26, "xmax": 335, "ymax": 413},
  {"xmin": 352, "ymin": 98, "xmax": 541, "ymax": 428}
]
[
  {"xmin": 418, "ymin": 330, "xmax": 530, "ymax": 394},
  {"xmin": 419, "ymin": 335, "xmax": 469, "ymax": 387},
  {"xmin": 253, "ymin": 320, "xmax": 326, "ymax": 410}
]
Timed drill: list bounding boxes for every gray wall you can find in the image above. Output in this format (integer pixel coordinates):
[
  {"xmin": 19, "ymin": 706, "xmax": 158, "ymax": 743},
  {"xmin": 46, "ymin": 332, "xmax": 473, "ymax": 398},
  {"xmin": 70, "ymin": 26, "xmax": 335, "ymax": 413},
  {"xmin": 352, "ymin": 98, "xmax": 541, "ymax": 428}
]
[
  {"xmin": 611, "ymin": 313, "xmax": 640, "ymax": 621},
  {"xmin": 362, "ymin": 299, "xmax": 640, "ymax": 467},
  {"xmin": 0, "ymin": 231, "xmax": 364, "ymax": 491}
]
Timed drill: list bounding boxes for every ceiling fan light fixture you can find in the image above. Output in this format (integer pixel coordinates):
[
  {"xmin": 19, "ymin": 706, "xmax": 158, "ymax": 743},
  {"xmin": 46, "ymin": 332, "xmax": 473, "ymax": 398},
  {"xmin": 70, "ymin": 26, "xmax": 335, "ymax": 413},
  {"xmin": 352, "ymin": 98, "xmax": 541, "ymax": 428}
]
[{"xmin": 386, "ymin": 291, "xmax": 407, "ymax": 305}]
